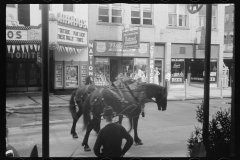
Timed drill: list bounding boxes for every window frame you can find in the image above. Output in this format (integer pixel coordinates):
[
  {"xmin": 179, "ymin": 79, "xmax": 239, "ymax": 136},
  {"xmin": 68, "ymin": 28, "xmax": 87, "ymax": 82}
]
[
  {"xmin": 63, "ymin": 4, "xmax": 75, "ymax": 12},
  {"xmin": 198, "ymin": 4, "xmax": 218, "ymax": 29},
  {"xmin": 131, "ymin": 4, "xmax": 153, "ymax": 25},
  {"xmin": 98, "ymin": 4, "xmax": 122, "ymax": 24},
  {"xmin": 168, "ymin": 4, "xmax": 188, "ymax": 27}
]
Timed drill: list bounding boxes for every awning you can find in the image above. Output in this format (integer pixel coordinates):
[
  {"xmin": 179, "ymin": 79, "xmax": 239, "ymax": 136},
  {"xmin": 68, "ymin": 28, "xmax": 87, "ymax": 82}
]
[
  {"xmin": 56, "ymin": 44, "xmax": 83, "ymax": 54},
  {"xmin": 7, "ymin": 44, "xmax": 41, "ymax": 53}
]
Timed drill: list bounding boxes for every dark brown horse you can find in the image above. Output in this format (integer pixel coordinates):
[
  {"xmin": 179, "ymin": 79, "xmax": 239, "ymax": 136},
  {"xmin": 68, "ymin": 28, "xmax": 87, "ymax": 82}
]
[
  {"xmin": 81, "ymin": 83, "xmax": 168, "ymax": 151},
  {"xmin": 69, "ymin": 76, "xmax": 99, "ymax": 138},
  {"xmin": 69, "ymin": 76, "xmax": 136, "ymax": 138}
]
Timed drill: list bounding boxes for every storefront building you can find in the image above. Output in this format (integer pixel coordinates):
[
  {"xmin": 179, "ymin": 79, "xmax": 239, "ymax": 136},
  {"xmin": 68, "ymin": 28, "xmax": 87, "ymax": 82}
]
[
  {"xmin": 6, "ymin": 25, "xmax": 46, "ymax": 92},
  {"xmin": 52, "ymin": 12, "xmax": 88, "ymax": 94}
]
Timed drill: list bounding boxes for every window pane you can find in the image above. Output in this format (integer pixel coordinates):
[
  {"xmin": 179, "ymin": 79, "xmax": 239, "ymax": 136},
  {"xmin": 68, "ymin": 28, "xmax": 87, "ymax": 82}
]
[
  {"xmin": 179, "ymin": 4, "xmax": 186, "ymax": 15},
  {"xmin": 131, "ymin": 11, "xmax": 140, "ymax": 17},
  {"xmin": 63, "ymin": 4, "xmax": 74, "ymax": 11},
  {"xmin": 143, "ymin": 4, "xmax": 151, "ymax": 10},
  {"xmin": 168, "ymin": 4, "xmax": 176, "ymax": 13},
  {"xmin": 179, "ymin": 15, "xmax": 187, "ymax": 26},
  {"xmin": 99, "ymin": 16, "xmax": 109, "ymax": 22},
  {"xmin": 112, "ymin": 17, "xmax": 122, "ymax": 23},
  {"xmin": 99, "ymin": 9, "xmax": 109, "ymax": 15},
  {"xmin": 112, "ymin": 10, "xmax": 121, "ymax": 16},
  {"xmin": 39, "ymin": 4, "xmax": 51, "ymax": 10},
  {"xmin": 199, "ymin": 5, "xmax": 206, "ymax": 15},
  {"xmin": 7, "ymin": 4, "xmax": 15, "ymax": 7},
  {"xmin": 131, "ymin": 18, "xmax": 140, "ymax": 24},
  {"xmin": 168, "ymin": 14, "xmax": 176, "ymax": 25},
  {"xmin": 143, "ymin": 19, "xmax": 152, "ymax": 25},
  {"xmin": 212, "ymin": 5, "xmax": 217, "ymax": 16},
  {"xmin": 143, "ymin": 12, "xmax": 152, "ymax": 18}
]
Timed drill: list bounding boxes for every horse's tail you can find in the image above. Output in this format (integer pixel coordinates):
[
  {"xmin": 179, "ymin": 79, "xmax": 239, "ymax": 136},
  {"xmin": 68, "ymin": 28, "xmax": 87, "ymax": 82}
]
[
  {"xmin": 69, "ymin": 90, "xmax": 78, "ymax": 120},
  {"xmin": 82, "ymin": 94, "xmax": 92, "ymax": 131}
]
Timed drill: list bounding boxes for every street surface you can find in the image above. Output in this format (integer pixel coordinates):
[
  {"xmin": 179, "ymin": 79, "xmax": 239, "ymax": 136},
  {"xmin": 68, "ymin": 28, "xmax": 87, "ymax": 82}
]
[{"xmin": 7, "ymin": 98, "xmax": 231, "ymax": 157}]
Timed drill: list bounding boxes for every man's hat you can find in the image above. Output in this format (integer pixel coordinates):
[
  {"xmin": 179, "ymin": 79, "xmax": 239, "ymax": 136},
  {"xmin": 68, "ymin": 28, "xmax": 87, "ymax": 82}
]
[{"xmin": 101, "ymin": 106, "xmax": 116, "ymax": 116}]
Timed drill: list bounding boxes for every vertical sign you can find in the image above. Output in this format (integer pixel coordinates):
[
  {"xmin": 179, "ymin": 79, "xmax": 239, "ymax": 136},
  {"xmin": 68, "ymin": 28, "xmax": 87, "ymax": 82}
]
[
  {"xmin": 198, "ymin": 26, "xmax": 205, "ymax": 50},
  {"xmin": 88, "ymin": 40, "xmax": 94, "ymax": 80},
  {"xmin": 149, "ymin": 43, "xmax": 155, "ymax": 83}
]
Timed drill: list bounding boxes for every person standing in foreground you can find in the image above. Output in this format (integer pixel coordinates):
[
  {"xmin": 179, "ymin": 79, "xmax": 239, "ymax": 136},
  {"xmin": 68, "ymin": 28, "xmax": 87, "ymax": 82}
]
[{"xmin": 93, "ymin": 106, "xmax": 133, "ymax": 157}]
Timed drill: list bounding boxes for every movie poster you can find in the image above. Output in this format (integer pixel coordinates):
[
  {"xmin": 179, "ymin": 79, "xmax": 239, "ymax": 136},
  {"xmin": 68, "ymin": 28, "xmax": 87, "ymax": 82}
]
[{"xmin": 65, "ymin": 65, "xmax": 79, "ymax": 88}]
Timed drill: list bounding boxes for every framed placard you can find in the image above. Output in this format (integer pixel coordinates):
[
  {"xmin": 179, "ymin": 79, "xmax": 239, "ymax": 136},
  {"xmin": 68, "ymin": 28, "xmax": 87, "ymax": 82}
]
[{"xmin": 55, "ymin": 63, "xmax": 63, "ymax": 88}]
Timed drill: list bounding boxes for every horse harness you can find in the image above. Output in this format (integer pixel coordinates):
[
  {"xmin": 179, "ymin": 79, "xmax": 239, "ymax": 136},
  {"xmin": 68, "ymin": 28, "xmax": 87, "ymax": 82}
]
[{"xmin": 90, "ymin": 85, "xmax": 144, "ymax": 120}]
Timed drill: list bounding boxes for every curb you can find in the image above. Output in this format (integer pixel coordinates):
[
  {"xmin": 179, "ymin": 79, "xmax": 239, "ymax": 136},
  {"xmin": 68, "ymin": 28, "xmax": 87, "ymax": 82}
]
[{"xmin": 167, "ymin": 96, "xmax": 231, "ymax": 101}]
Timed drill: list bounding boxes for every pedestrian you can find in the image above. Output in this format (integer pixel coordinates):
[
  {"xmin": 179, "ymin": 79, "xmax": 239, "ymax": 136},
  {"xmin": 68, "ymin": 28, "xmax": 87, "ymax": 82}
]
[
  {"xmin": 6, "ymin": 127, "xmax": 20, "ymax": 157},
  {"xmin": 93, "ymin": 106, "xmax": 133, "ymax": 157}
]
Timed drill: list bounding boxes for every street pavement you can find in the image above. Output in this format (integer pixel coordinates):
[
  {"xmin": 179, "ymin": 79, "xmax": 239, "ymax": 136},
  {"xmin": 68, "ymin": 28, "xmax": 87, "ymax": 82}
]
[{"xmin": 6, "ymin": 85, "xmax": 232, "ymax": 157}]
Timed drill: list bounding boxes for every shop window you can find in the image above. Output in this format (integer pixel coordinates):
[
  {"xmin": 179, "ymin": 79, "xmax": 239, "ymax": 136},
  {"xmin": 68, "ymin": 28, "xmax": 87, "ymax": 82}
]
[
  {"xmin": 131, "ymin": 4, "xmax": 153, "ymax": 25},
  {"xmin": 199, "ymin": 5, "xmax": 217, "ymax": 29},
  {"xmin": 63, "ymin": 4, "xmax": 74, "ymax": 12},
  {"xmin": 171, "ymin": 59, "xmax": 185, "ymax": 83},
  {"xmin": 168, "ymin": 4, "xmax": 188, "ymax": 27},
  {"xmin": 99, "ymin": 4, "xmax": 122, "ymax": 23}
]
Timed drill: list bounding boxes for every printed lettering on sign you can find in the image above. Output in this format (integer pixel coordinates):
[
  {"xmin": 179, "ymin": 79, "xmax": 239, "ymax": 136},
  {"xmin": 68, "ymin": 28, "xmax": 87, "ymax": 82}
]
[
  {"xmin": 6, "ymin": 30, "xmax": 28, "ymax": 40},
  {"xmin": 96, "ymin": 42, "xmax": 106, "ymax": 53},
  {"xmin": 149, "ymin": 45, "xmax": 155, "ymax": 83},
  {"xmin": 88, "ymin": 41, "xmax": 94, "ymax": 78}
]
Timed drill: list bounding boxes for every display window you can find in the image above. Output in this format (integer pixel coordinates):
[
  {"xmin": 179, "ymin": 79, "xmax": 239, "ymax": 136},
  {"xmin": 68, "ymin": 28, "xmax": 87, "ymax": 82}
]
[
  {"xmin": 171, "ymin": 59, "xmax": 185, "ymax": 83},
  {"xmin": 94, "ymin": 57, "xmax": 110, "ymax": 86}
]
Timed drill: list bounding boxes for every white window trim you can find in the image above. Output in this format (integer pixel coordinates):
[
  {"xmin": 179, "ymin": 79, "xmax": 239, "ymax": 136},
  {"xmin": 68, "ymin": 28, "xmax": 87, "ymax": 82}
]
[
  {"xmin": 131, "ymin": 4, "xmax": 153, "ymax": 25},
  {"xmin": 98, "ymin": 4, "xmax": 122, "ymax": 24},
  {"xmin": 168, "ymin": 4, "xmax": 188, "ymax": 27}
]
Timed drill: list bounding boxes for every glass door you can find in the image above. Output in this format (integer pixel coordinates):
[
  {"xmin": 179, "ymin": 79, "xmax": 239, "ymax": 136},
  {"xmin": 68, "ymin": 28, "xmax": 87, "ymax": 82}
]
[
  {"xmin": 154, "ymin": 59, "xmax": 163, "ymax": 85},
  {"xmin": 16, "ymin": 63, "xmax": 27, "ymax": 86},
  {"xmin": 6, "ymin": 63, "xmax": 15, "ymax": 87},
  {"xmin": 28, "ymin": 63, "xmax": 41, "ymax": 86}
]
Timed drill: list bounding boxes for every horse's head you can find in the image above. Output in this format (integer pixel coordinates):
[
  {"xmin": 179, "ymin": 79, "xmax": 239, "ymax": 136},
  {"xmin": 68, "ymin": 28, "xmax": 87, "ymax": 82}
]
[
  {"xmin": 155, "ymin": 86, "xmax": 168, "ymax": 111},
  {"xmin": 85, "ymin": 75, "xmax": 93, "ymax": 85}
]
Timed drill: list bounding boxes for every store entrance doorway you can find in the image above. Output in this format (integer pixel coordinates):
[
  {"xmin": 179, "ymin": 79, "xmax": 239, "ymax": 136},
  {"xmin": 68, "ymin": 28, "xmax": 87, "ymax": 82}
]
[{"xmin": 110, "ymin": 59, "xmax": 118, "ymax": 82}]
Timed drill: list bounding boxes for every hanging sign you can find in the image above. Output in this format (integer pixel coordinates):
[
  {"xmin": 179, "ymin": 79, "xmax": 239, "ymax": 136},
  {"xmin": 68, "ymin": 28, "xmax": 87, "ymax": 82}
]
[
  {"xmin": 187, "ymin": 4, "xmax": 204, "ymax": 14},
  {"xmin": 198, "ymin": 27, "xmax": 205, "ymax": 50},
  {"xmin": 122, "ymin": 29, "xmax": 140, "ymax": 49},
  {"xmin": 149, "ymin": 44, "xmax": 155, "ymax": 83}
]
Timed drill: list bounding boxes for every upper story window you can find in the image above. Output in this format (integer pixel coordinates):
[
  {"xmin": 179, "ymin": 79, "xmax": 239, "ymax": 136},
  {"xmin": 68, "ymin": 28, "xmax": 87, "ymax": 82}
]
[
  {"xmin": 199, "ymin": 5, "xmax": 217, "ymax": 29},
  {"xmin": 168, "ymin": 4, "xmax": 188, "ymax": 27},
  {"xmin": 63, "ymin": 4, "xmax": 74, "ymax": 12},
  {"xmin": 225, "ymin": 13, "xmax": 229, "ymax": 23},
  {"xmin": 7, "ymin": 4, "xmax": 16, "ymax": 8},
  {"xmin": 39, "ymin": 4, "xmax": 51, "ymax": 10},
  {"xmin": 98, "ymin": 4, "xmax": 122, "ymax": 23},
  {"xmin": 131, "ymin": 4, "xmax": 153, "ymax": 25}
]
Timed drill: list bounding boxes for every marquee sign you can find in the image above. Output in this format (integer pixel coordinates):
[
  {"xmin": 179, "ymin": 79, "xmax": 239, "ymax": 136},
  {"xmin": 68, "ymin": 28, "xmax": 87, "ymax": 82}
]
[
  {"xmin": 57, "ymin": 25, "xmax": 87, "ymax": 46},
  {"xmin": 57, "ymin": 12, "xmax": 87, "ymax": 29},
  {"xmin": 6, "ymin": 29, "xmax": 28, "ymax": 40}
]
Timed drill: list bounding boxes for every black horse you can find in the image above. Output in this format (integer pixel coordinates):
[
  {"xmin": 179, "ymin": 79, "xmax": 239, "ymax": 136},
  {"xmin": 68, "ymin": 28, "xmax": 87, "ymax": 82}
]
[
  {"xmin": 81, "ymin": 83, "xmax": 168, "ymax": 151},
  {"xmin": 69, "ymin": 76, "xmax": 136, "ymax": 138},
  {"xmin": 69, "ymin": 76, "xmax": 99, "ymax": 138}
]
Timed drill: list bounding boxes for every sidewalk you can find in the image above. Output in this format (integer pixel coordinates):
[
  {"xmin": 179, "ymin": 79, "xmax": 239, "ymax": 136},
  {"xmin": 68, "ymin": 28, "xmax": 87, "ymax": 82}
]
[{"xmin": 6, "ymin": 85, "xmax": 232, "ymax": 112}]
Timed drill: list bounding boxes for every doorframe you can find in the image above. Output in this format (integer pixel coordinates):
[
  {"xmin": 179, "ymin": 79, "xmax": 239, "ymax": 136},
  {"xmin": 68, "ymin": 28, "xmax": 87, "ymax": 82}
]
[{"xmin": 154, "ymin": 59, "xmax": 164, "ymax": 86}]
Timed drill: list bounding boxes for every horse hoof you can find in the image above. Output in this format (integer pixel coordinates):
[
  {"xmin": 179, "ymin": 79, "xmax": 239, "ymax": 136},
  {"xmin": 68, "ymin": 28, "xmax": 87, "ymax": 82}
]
[
  {"xmin": 72, "ymin": 133, "xmax": 78, "ymax": 139},
  {"xmin": 84, "ymin": 146, "xmax": 91, "ymax": 152},
  {"xmin": 135, "ymin": 141, "xmax": 143, "ymax": 145}
]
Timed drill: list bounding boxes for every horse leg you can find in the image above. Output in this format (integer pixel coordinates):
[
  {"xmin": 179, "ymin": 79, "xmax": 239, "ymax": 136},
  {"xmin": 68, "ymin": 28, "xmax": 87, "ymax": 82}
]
[
  {"xmin": 70, "ymin": 102, "xmax": 82, "ymax": 138},
  {"xmin": 133, "ymin": 116, "xmax": 143, "ymax": 145},
  {"xmin": 118, "ymin": 115, "xmax": 123, "ymax": 125},
  {"xmin": 128, "ymin": 117, "xmax": 133, "ymax": 133},
  {"xmin": 93, "ymin": 119, "xmax": 101, "ymax": 135},
  {"xmin": 82, "ymin": 117, "xmax": 98, "ymax": 151}
]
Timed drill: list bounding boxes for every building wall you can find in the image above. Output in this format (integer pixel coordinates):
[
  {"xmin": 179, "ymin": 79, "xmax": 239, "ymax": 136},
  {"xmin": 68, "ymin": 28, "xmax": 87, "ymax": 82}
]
[
  {"xmin": 30, "ymin": 4, "xmax": 88, "ymax": 26},
  {"xmin": 88, "ymin": 4, "xmax": 225, "ymax": 87}
]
